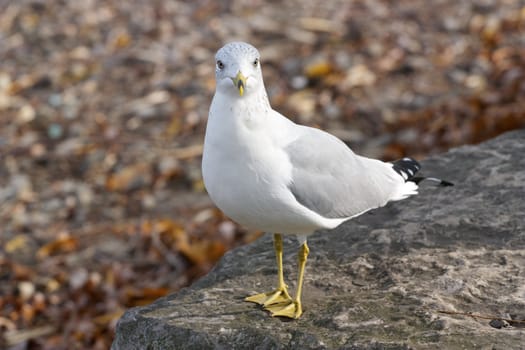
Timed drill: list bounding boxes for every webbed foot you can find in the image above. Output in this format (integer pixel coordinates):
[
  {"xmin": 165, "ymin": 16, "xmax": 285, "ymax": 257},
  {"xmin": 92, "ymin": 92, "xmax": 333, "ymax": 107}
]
[{"xmin": 245, "ymin": 287, "xmax": 292, "ymax": 307}]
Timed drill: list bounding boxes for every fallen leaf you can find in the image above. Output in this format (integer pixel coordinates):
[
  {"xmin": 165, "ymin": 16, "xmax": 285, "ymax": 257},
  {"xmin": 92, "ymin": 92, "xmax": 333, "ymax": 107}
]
[
  {"xmin": 37, "ymin": 235, "xmax": 78, "ymax": 258},
  {"xmin": 106, "ymin": 163, "xmax": 152, "ymax": 192},
  {"xmin": 5, "ymin": 235, "xmax": 30, "ymax": 253},
  {"xmin": 305, "ymin": 61, "xmax": 333, "ymax": 79},
  {"xmin": 92, "ymin": 309, "xmax": 125, "ymax": 326},
  {"xmin": 4, "ymin": 326, "xmax": 56, "ymax": 347},
  {"xmin": 124, "ymin": 287, "xmax": 170, "ymax": 306}
]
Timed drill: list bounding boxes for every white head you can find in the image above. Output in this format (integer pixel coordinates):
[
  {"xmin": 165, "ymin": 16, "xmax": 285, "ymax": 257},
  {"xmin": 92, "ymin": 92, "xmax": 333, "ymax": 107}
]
[{"xmin": 214, "ymin": 42, "xmax": 264, "ymax": 98}]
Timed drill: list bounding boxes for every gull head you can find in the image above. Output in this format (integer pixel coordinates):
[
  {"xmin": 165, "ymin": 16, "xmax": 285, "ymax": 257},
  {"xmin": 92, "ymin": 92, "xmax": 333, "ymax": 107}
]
[{"xmin": 214, "ymin": 42, "xmax": 263, "ymax": 98}]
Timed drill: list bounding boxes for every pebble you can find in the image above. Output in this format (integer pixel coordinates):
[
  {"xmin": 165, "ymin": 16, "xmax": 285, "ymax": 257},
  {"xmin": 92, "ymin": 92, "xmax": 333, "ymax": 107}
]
[
  {"xmin": 18, "ymin": 281, "xmax": 35, "ymax": 300},
  {"xmin": 218, "ymin": 221, "xmax": 236, "ymax": 242},
  {"xmin": 344, "ymin": 64, "xmax": 377, "ymax": 88},
  {"xmin": 290, "ymin": 76, "xmax": 308, "ymax": 90},
  {"xmin": 17, "ymin": 105, "xmax": 36, "ymax": 124},
  {"xmin": 47, "ymin": 123, "xmax": 63, "ymax": 139},
  {"xmin": 69, "ymin": 268, "xmax": 89, "ymax": 290},
  {"xmin": 48, "ymin": 93, "xmax": 63, "ymax": 107},
  {"xmin": 489, "ymin": 319, "xmax": 508, "ymax": 329}
]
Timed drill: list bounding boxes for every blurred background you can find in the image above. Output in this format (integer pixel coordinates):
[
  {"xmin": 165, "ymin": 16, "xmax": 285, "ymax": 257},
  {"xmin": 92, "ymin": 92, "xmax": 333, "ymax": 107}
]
[{"xmin": 1, "ymin": 0, "xmax": 524, "ymax": 348}]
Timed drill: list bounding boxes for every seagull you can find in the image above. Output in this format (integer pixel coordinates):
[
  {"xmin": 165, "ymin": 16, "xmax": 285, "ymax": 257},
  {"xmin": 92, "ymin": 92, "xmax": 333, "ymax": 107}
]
[{"xmin": 202, "ymin": 42, "xmax": 452, "ymax": 319}]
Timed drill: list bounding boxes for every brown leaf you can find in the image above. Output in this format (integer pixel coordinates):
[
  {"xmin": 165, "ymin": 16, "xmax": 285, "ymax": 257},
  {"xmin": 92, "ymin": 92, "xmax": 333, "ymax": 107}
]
[
  {"xmin": 176, "ymin": 239, "xmax": 226, "ymax": 266},
  {"xmin": 165, "ymin": 116, "xmax": 182, "ymax": 137},
  {"xmin": 124, "ymin": 287, "xmax": 169, "ymax": 306},
  {"xmin": 4, "ymin": 326, "xmax": 55, "ymax": 347},
  {"xmin": 106, "ymin": 163, "xmax": 152, "ymax": 192},
  {"xmin": 21, "ymin": 303, "xmax": 36, "ymax": 323},
  {"xmin": 5, "ymin": 235, "xmax": 30, "ymax": 253},
  {"xmin": 304, "ymin": 61, "xmax": 333, "ymax": 79},
  {"xmin": 112, "ymin": 32, "xmax": 132, "ymax": 49},
  {"xmin": 92, "ymin": 309, "xmax": 125, "ymax": 326},
  {"xmin": 0, "ymin": 316, "xmax": 16, "ymax": 331},
  {"xmin": 37, "ymin": 235, "xmax": 78, "ymax": 258}
]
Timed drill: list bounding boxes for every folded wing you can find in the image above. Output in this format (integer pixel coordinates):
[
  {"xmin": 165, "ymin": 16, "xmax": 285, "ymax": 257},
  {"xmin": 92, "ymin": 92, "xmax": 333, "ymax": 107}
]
[{"xmin": 285, "ymin": 126, "xmax": 418, "ymax": 219}]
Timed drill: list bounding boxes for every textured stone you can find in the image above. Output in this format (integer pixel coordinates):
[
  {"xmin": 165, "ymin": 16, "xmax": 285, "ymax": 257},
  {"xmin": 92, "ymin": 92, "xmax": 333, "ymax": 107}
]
[{"xmin": 113, "ymin": 130, "xmax": 525, "ymax": 349}]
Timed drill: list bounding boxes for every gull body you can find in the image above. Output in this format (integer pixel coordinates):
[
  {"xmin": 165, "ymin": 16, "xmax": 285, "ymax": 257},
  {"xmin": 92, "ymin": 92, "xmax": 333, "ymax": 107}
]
[
  {"xmin": 202, "ymin": 42, "xmax": 423, "ymax": 319},
  {"xmin": 203, "ymin": 42, "xmax": 416, "ymax": 238},
  {"xmin": 204, "ymin": 90, "xmax": 349, "ymax": 236}
]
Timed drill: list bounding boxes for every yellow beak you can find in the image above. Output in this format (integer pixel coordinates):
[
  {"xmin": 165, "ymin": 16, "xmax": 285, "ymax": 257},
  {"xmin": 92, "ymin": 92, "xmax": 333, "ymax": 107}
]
[{"xmin": 232, "ymin": 71, "xmax": 246, "ymax": 96}]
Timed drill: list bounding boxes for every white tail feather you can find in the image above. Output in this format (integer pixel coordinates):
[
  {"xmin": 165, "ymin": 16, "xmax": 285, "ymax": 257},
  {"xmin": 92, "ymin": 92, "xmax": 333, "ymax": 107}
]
[{"xmin": 391, "ymin": 181, "xmax": 418, "ymax": 201}]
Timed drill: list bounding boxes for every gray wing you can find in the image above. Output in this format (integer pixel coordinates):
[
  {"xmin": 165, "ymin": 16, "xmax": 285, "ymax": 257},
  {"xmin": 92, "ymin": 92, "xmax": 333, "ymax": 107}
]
[{"xmin": 285, "ymin": 126, "xmax": 402, "ymax": 219}]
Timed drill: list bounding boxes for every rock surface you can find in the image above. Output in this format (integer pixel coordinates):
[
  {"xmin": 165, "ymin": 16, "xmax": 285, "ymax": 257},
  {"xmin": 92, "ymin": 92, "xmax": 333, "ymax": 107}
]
[{"xmin": 112, "ymin": 130, "xmax": 525, "ymax": 350}]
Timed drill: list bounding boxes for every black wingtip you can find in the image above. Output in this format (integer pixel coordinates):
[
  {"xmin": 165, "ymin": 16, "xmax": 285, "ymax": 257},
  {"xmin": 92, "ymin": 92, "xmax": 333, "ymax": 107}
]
[
  {"xmin": 439, "ymin": 179, "xmax": 454, "ymax": 187},
  {"xmin": 411, "ymin": 176, "xmax": 454, "ymax": 186},
  {"xmin": 392, "ymin": 157, "xmax": 421, "ymax": 182},
  {"xmin": 392, "ymin": 158, "xmax": 454, "ymax": 187}
]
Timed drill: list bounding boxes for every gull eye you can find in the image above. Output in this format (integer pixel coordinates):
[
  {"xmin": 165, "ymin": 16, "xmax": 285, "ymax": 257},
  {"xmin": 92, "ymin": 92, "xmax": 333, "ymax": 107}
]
[
  {"xmin": 253, "ymin": 58, "xmax": 259, "ymax": 67},
  {"xmin": 216, "ymin": 60, "xmax": 224, "ymax": 70}
]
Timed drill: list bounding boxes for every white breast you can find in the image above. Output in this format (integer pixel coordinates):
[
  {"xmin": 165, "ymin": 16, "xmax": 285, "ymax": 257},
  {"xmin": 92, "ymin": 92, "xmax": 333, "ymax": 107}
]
[{"xmin": 202, "ymin": 94, "xmax": 334, "ymax": 234}]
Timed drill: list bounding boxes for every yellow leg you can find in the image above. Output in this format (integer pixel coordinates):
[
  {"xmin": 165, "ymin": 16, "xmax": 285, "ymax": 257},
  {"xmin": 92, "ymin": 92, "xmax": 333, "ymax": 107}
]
[
  {"xmin": 245, "ymin": 234, "xmax": 292, "ymax": 306},
  {"xmin": 266, "ymin": 242, "xmax": 309, "ymax": 319}
]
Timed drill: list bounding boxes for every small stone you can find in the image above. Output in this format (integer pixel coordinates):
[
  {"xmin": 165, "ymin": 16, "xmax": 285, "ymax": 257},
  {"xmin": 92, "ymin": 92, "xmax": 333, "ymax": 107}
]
[
  {"xmin": 71, "ymin": 62, "xmax": 89, "ymax": 80},
  {"xmin": 145, "ymin": 90, "xmax": 170, "ymax": 105},
  {"xmin": 47, "ymin": 123, "xmax": 63, "ymax": 139},
  {"xmin": 48, "ymin": 93, "xmax": 62, "ymax": 107},
  {"xmin": 69, "ymin": 46, "xmax": 91, "ymax": 60},
  {"xmin": 89, "ymin": 272, "xmax": 102, "ymax": 287},
  {"xmin": 77, "ymin": 185, "xmax": 94, "ymax": 206},
  {"xmin": 323, "ymin": 103, "xmax": 341, "ymax": 120},
  {"xmin": 343, "ymin": 64, "xmax": 377, "ymax": 88},
  {"xmin": 443, "ymin": 17, "xmax": 463, "ymax": 32},
  {"xmin": 17, "ymin": 105, "xmax": 36, "ymax": 124},
  {"xmin": 287, "ymin": 90, "xmax": 316, "ymax": 121},
  {"xmin": 142, "ymin": 194, "xmax": 156, "ymax": 209},
  {"xmin": 291, "ymin": 76, "xmax": 308, "ymax": 90},
  {"xmin": 218, "ymin": 221, "xmax": 236, "ymax": 242},
  {"xmin": 18, "ymin": 281, "xmax": 35, "ymax": 300},
  {"xmin": 0, "ymin": 72, "xmax": 11, "ymax": 90},
  {"xmin": 489, "ymin": 319, "xmax": 508, "ymax": 329},
  {"xmin": 55, "ymin": 138, "xmax": 81, "ymax": 156},
  {"xmin": 126, "ymin": 117, "xmax": 142, "ymax": 130},
  {"xmin": 158, "ymin": 156, "xmax": 180, "ymax": 177},
  {"xmin": 30, "ymin": 143, "xmax": 47, "ymax": 158},
  {"xmin": 465, "ymin": 75, "xmax": 487, "ymax": 91},
  {"xmin": 70, "ymin": 268, "xmax": 89, "ymax": 290}
]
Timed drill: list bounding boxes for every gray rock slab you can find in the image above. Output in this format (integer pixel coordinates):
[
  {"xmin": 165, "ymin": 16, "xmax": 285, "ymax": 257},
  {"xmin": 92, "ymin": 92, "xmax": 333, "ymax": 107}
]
[{"xmin": 112, "ymin": 129, "xmax": 525, "ymax": 350}]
